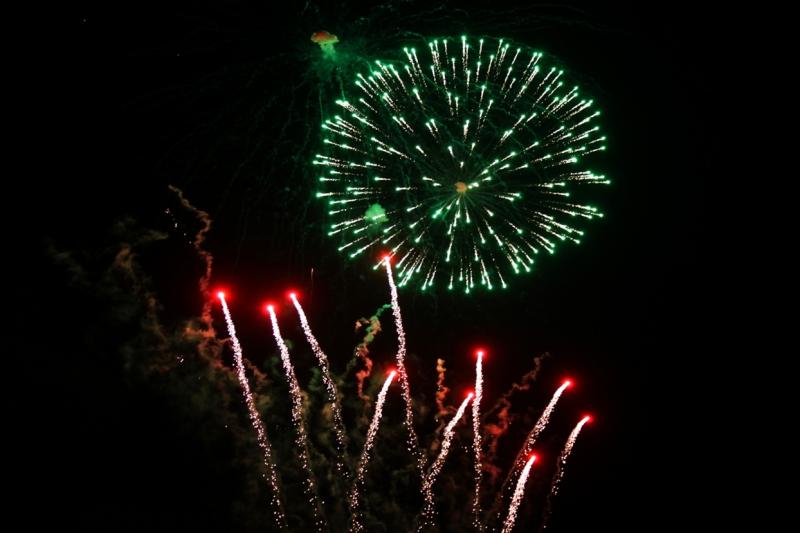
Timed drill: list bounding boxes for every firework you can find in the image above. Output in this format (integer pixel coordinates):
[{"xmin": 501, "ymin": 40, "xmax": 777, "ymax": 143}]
[
  {"xmin": 316, "ymin": 35, "xmax": 608, "ymax": 293},
  {"xmin": 290, "ymin": 292, "xmax": 349, "ymax": 476},
  {"xmin": 267, "ymin": 305, "xmax": 327, "ymax": 532},
  {"xmin": 472, "ymin": 349, "xmax": 485, "ymax": 529},
  {"xmin": 489, "ymin": 379, "xmax": 571, "ymax": 526},
  {"xmin": 502, "ymin": 455, "xmax": 537, "ymax": 533},
  {"xmin": 515, "ymin": 380, "xmax": 571, "ymax": 465},
  {"xmin": 384, "ymin": 257, "xmax": 425, "ymax": 476},
  {"xmin": 212, "ymin": 286, "xmax": 592, "ymax": 531},
  {"xmin": 349, "ymin": 370, "xmax": 397, "ymax": 533},
  {"xmin": 420, "ymin": 392, "xmax": 474, "ymax": 527},
  {"xmin": 541, "ymin": 415, "xmax": 591, "ymax": 530},
  {"xmin": 217, "ymin": 292, "xmax": 287, "ymax": 529}
]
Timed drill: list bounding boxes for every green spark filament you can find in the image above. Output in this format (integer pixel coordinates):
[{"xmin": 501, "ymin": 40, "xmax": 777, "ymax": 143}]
[{"xmin": 315, "ymin": 36, "xmax": 609, "ymax": 293}]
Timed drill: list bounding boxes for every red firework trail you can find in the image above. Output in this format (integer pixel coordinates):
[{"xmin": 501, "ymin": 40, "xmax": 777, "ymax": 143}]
[
  {"xmin": 541, "ymin": 415, "xmax": 592, "ymax": 530},
  {"xmin": 267, "ymin": 305, "xmax": 327, "ymax": 532},
  {"xmin": 217, "ymin": 292, "xmax": 287, "ymax": 529},
  {"xmin": 349, "ymin": 370, "xmax": 397, "ymax": 533},
  {"xmin": 502, "ymin": 454, "xmax": 537, "ymax": 533},
  {"xmin": 290, "ymin": 292, "xmax": 349, "ymax": 478},
  {"xmin": 472, "ymin": 349, "xmax": 485, "ymax": 529},
  {"xmin": 384, "ymin": 257, "xmax": 425, "ymax": 477},
  {"xmin": 420, "ymin": 392, "xmax": 474, "ymax": 528}
]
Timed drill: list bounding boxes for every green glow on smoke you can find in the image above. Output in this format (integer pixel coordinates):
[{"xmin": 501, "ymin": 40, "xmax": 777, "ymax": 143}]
[{"xmin": 315, "ymin": 35, "xmax": 609, "ymax": 293}]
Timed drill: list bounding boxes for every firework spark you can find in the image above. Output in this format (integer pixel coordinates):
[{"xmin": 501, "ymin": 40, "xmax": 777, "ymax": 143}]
[
  {"xmin": 213, "ymin": 285, "xmax": 592, "ymax": 532},
  {"xmin": 472, "ymin": 349, "xmax": 485, "ymax": 529},
  {"xmin": 384, "ymin": 257, "xmax": 425, "ymax": 476},
  {"xmin": 490, "ymin": 379, "xmax": 571, "ymax": 526},
  {"xmin": 502, "ymin": 455, "xmax": 537, "ymax": 533},
  {"xmin": 420, "ymin": 392, "xmax": 474, "ymax": 528},
  {"xmin": 217, "ymin": 292, "xmax": 287, "ymax": 529},
  {"xmin": 516, "ymin": 380, "xmax": 571, "ymax": 464},
  {"xmin": 541, "ymin": 415, "xmax": 591, "ymax": 530},
  {"xmin": 349, "ymin": 370, "xmax": 397, "ymax": 533},
  {"xmin": 266, "ymin": 305, "xmax": 327, "ymax": 532},
  {"xmin": 290, "ymin": 292, "xmax": 349, "ymax": 477}
]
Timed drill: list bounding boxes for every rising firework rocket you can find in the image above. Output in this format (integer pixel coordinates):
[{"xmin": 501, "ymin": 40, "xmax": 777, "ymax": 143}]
[
  {"xmin": 472, "ymin": 349, "xmax": 485, "ymax": 529},
  {"xmin": 505, "ymin": 380, "xmax": 571, "ymax": 487},
  {"xmin": 420, "ymin": 391, "xmax": 474, "ymax": 528},
  {"xmin": 501, "ymin": 455, "xmax": 537, "ymax": 533},
  {"xmin": 541, "ymin": 415, "xmax": 591, "ymax": 530},
  {"xmin": 489, "ymin": 379, "xmax": 571, "ymax": 527},
  {"xmin": 217, "ymin": 292, "xmax": 287, "ymax": 529},
  {"xmin": 290, "ymin": 292, "xmax": 349, "ymax": 477},
  {"xmin": 267, "ymin": 304, "xmax": 327, "ymax": 532},
  {"xmin": 349, "ymin": 370, "xmax": 397, "ymax": 533},
  {"xmin": 384, "ymin": 257, "xmax": 425, "ymax": 476},
  {"xmin": 518, "ymin": 379, "xmax": 572, "ymax": 461}
]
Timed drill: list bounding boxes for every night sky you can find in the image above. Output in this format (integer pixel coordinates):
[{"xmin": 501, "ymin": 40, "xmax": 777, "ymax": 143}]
[{"xmin": 20, "ymin": 2, "xmax": 712, "ymax": 531}]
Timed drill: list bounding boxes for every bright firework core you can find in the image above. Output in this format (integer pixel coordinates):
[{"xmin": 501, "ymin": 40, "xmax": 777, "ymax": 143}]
[{"xmin": 316, "ymin": 35, "xmax": 609, "ymax": 293}]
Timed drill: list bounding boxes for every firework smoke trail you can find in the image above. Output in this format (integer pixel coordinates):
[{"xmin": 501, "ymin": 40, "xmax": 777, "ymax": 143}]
[
  {"xmin": 435, "ymin": 358, "xmax": 450, "ymax": 417},
  {"xmin": 472, "ymin": 350, "xmax": 485, "ymax": 529},
  {"xmin": 267, "ymin": 305, "xmax": 327, "ymax": 532},
  {"xmin": 541, "ymin": 416, "xmax": 591, "ymax": 530},
  {"xmin": 290, "ymin": 293, "xmax": 348, "ymax": 477},
  {"xmin": 349, "ymin": 371, "xmax": 396, "ymax": 533},
  {"xmin": 217, "ymin": 293, "xmax": 286, "ymax": 529},
  {"xmin": 384, "ymin": 257, "xmax": 425, "ymax": 475},
  {"xmin": 168, "ymin": 185, "xmax": 217, "ymax": 354},
  {"xmin": 501, "ymin": 455, "xmax": 537, "ymax": 533},
  {"xmin": 420, "ymin": 393, "xmax": 473, "ymax": 529}
]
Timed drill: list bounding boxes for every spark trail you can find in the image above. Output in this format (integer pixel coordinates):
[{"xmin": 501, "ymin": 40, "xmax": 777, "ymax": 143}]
[
  {"xmin": 541, "ymin": 416, "xmax": 591, "ymax": 530},
  {"xmin": 516, "ymin": 380, "xmax": 571, "ymax": 464},
  {"xmin": 420, "ymin": 392, "xmax": 474, "ymax": 528},
  {"xmin": 349, "ymin": 370, "xmax": 396, "ymax": 533},
  {"xmin": 217, "ymin": 293, "xmax": 287, "ymax": 529},
  {"xmin": 384, "ymin": 257, "xmax": 425, "ymax": 476},
  {"xmin": 290, "ymin": 292, "xmax": 348, "ymax": 476},
  {"xmin": 267, "ymin": 305, "xmax": 327, "ymax": 532},
  {"xmin": 472, "ymin": 349, "xmax": 485, "ymax": 529},
  {"xmin": 501, "ymin": 455, "xmax": 537, "ymax": 533},
  {"xmin": 490, "ymin": 379, "xmax": 571, "ymax": 526}
]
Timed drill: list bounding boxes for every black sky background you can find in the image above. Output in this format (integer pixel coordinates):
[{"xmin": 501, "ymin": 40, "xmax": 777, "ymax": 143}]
[{"xmin": 18, "ymin": 1, "xmax": 713, "ymax": 531}]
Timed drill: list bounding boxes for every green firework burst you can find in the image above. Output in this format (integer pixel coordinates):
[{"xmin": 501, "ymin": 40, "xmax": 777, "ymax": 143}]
[{"xmin": 315, "ymin": 36, "xmax": 609, "ymax": 293}]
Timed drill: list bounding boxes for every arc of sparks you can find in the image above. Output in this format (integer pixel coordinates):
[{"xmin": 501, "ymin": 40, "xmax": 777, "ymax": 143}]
[
  {"xmin": 349, "ymin": 371, "xmax": 397, "ymax": 533},
  {"xmin": 217, "ymin": 293, "xmax": 287, "ymax": 529},
  {"xmin": 541, "ymin": 415, "xmax": 591, "ymax": 530},
  {"xmin": 419, "ymin": 392, "xmax": 474, "ymax": 528},
  {"xmin": 267, "ymin": 305, "xmax": 328, "ymax": 532},
  {"xmin": 501, "ymin": 455, "xmax": 537, "ymax": 533},
  {"xmin": 384, "ymin": 257, "xmax": 426, "ymax": 477},
  {"xmin": 290, "ymin": 293, "xmax": 349, "ymax": 477}
]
